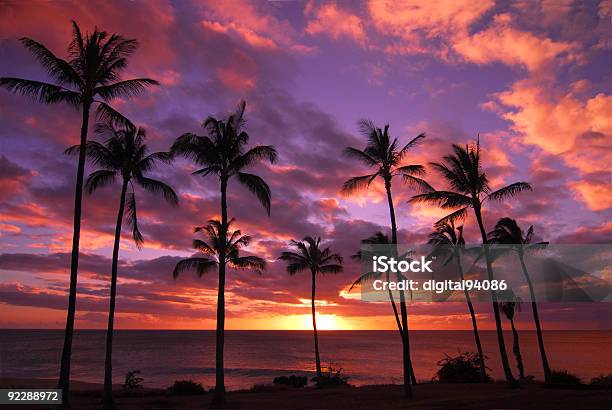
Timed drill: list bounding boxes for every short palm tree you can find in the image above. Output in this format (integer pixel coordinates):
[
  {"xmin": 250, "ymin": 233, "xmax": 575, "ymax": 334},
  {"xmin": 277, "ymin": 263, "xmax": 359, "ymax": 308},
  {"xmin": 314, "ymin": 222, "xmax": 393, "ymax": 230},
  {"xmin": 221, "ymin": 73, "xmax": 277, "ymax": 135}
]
[
  {"xmin": 171, "ymin": 100, "xmax": 276, "ymax": 403},
  {"xmin": 342, "ymin": 120, "xmax": 429, "ymax": 396},
  {"xmin": 410, "ymin": 140, "xmax": 532, "ymax": 386},
  {"xmin": 0, "ymin": 21, "xmax": 158, "ymax": 397},
  {"xmin": 348, "ymin": 232, "xmax": 418, "ymax": 384},
  {"xmin": 428, "ymin": 222, "xmax": 487, "ymax": 380},
  {"xmin": 69, "ymin": 123, "xmax": 177, "ymax": 408},
  {"xmin": 279, "ymin": 237, "xmax": 343, "ymax": 377},
  {"xmin": 499, "ymin": 290, "xmax": 525, "ymax": 380},
  {"xmin": 173, "ymin": 219, "xmax": 266, "ymax": 392},
  {"xmin": 488, "ymin": 217, "xmax": 551, "ymax": 382}
]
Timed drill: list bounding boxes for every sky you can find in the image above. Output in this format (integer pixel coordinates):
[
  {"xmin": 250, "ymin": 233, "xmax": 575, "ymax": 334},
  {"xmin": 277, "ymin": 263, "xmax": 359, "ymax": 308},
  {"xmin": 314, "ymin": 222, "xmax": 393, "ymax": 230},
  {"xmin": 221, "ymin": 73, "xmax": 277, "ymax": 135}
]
[{"xmin": 0, "ymin": 0, "xmax": 611, "ymax": 330}]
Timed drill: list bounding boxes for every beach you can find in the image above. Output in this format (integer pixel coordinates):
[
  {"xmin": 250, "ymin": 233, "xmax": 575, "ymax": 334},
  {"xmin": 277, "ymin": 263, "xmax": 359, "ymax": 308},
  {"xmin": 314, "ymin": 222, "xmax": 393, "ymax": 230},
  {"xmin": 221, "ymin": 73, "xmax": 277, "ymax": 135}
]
[{"xmin": 1, "ymin": 378, "xmax": 611, "ymax": 409}]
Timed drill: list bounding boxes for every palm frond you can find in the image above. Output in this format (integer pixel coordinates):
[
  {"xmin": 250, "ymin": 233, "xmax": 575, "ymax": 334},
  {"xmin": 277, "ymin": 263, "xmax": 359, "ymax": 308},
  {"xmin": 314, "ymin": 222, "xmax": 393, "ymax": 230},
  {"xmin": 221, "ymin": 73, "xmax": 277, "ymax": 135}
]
[
  {"xmin": 237, "ymin": 172, "xmax": 272, "ymax": 215},
  {"xmin": 398, "ymin": 133, "xmax": 425, "ymax": 155},
  {"xmin": 135, "ymin": 176, "xmax": 179, "ymax": 205},
  {"xmin": 0, "ymin": 77, "xmax": 79, "ymax": 106},
  {"xmin": 85, "ymin": 169, "xmax": 117, "ymax": 194},
  {"xmin": 487, "ymin": 182, "xmax": 532, "ymax": 201},
  {"xmin": 19, "ymin": 37, "xmax": 82, "ymax": 87},
  {"xmin": 410, "ymin": 190, "xmax": 472, "ymax": 208},
  {"xmin": 435, "ymin": 207, "xmax": 468, "ymax": 226},
  {"xmin": 230, "ymin": 256, "xmax": 266, "ymax": 273},
  {"xmin": 341, "ymin": 173, "xmax": 378, "ymax": 195},
  {"xmin": 95, "ymin": 102, "xmax": 133, "ymax": 129},
  {"xmin": 124, "ymin": 191, "xmax": 144, "ymax": 248},
  {"xmin": 94, "ymin": 78, "xmax": 159, "ymax": 100},
  {"xmin": 349, "ymin": 270, "xmax": 382, "ymax": 292},
  {"xmin": 173, "ymin": 257, "xmax": 217, "ymax": 279},
  {"xmin": 343, "ymin": 147, "xmax": 379, "ymax": 167}
]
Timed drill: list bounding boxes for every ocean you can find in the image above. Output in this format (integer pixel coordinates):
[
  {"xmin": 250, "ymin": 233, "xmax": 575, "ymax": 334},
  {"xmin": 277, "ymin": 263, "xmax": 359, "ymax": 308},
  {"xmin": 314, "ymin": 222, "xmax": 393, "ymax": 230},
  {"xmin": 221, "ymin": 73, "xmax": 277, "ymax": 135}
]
[{"xmin": 1, "ymin": 330, "xmax": 610, "ymax": 390}]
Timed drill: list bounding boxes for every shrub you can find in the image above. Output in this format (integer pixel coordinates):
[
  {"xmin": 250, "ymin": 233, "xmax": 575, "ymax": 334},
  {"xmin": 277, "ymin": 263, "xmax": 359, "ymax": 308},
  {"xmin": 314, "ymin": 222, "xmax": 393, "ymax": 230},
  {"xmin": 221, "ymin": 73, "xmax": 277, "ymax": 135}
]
[
  {"xmin": 166, "ymin": 380, "xmax": 206, "ymax": 395},
  {"xmin": 313, "ymin": 364, "xmax": 349, "ymax": 389},
  {"xmin": 434, "ymin": 352, "xmax": 490, "ymax": 383},
  {"xmin": 122, "ymin": 370, "xmax": 144, "ymax": 390},
  {"xmin": 548, "ymin": 370, "xmax": 582, "ymax": 385},
  {"xmin": 273, "ymin": 375, "xmax": 308, "ymax": 388},
  {"xmin": 590, "ymin": 373, "xmax": 612, "ymax": 387}
]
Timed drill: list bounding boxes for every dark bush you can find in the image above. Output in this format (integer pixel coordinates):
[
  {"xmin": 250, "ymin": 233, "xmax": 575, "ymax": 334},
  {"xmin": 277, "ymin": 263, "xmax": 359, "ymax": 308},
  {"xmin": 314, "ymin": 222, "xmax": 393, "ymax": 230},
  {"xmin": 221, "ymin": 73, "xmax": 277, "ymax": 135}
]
[
  {"xmin": 122, "ymin": 370, "xmax": 144, "ymax": 390},
  {"xmin": 166, "ymin": 380, "xmax": 206, "ymax": 395},
  {"xmin": 548, "ymin": 370, "xmax": 582, "ymax": 385},
  {"xmin": 590, "ymin": 373, "xmax": 612, "ymax": 387},
  {"xmin": 273, "ymin": 375, "xmax": 308, "ymax": 388},
  {"xmin": 313, "ymin": 364, "xmax": 349, "ymax": 389},
  {"xmin": 434, "ymin": 352, "xmax": 490, "ymax": 383}
]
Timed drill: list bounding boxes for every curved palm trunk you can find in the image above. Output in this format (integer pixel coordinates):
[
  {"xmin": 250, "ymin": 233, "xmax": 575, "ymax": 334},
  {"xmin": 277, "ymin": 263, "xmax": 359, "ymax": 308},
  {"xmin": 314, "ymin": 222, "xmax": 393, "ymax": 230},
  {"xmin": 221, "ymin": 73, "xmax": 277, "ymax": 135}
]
[
  {"xmin": 509, "ymin": 317, "xmax": 525, "ymax": 379},
  {"xmin": 384, "ymin": 180, "xmax": 415, "ymax": 396},
  {"xmin": 455, "ymin": 252, "xmax": 487, "ymax": 380},
  {"xmin": 311, "ymin": 269, "xmax": 322, "ymax": 377},
  {"xmin": 213, "ymin": 177, "xmax": 228, "ymax": 404},
  {"xmin": 473, "ymin": 205, "xmax": 516, "ymax": 386},
  {"xmin": 518, "ymin": 252, "xmax": 551, "ymax": 382},
  {"xmin": 58, "ymin": 102, "xmax": 91, "ymax": 405},
  {"xmin": 103, "ymin": 180, "xmax": 128, "ymax": 409}
]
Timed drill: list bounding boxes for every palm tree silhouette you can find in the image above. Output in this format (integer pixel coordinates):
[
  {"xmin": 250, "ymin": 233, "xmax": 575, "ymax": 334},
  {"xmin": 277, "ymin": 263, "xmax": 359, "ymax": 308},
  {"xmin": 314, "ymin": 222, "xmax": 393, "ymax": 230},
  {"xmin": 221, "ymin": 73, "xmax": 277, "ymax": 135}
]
[
  {"xmin": 279, "ymin": 237, "xmax": 343, "ymax": 377},
  {"xmin": 173, "ymin": 219, "xmax": 265, "ymax": 392},
  {"xmin": 69, "ymin": 123, "xmax": 177, "ymax": 408},
  {"xmin": 499, "ymin": 290, "xmax": 525, "ymax": 380},
  {"xmin": 428, "ymin": 222, "xmax": 487, "ymax": 380},
  {"xmin": 170, "ymin": 100, "xmax": 276, "ymax": 403},
  {"xmin": 0, "ymin": 21, "xmax": 158, "ymax": 399},
  {"xmin": 342, "ymin": 120, "xmax": 429, "ymax": 396},
  {"xmin": 488, "ymin": 217, "xmax": 551, "ymax": 382},
  {"xmin": 410, "ymin": 140, "xmax": 531, "ymax": 386}
]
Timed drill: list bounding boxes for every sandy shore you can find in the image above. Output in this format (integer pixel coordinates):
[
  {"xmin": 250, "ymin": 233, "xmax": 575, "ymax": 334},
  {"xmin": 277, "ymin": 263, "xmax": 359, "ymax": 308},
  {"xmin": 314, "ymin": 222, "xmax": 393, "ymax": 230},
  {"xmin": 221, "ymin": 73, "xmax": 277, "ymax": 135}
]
[{"xmin": 1, "ymin": 378, "xmax": 611, "ymax": 409}]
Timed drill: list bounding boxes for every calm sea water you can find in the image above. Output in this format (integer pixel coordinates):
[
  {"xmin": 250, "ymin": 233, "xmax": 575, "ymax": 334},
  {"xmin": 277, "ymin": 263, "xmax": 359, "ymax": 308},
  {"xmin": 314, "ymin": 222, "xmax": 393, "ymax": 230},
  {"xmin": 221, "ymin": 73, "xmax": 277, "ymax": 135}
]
[{"xmin": 1, "ymin": 330, "xmax": 610, "ymax": 390}]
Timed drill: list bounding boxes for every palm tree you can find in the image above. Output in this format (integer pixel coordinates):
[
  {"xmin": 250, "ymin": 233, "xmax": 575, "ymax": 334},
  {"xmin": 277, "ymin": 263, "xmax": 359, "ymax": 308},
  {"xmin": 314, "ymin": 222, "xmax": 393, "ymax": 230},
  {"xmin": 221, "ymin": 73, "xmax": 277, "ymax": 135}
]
[
  {"xmin": 0, "ymin": 21, "xmax": 158, "ymax": 398},
  {"xmin": 279, "ymin": 237, "xmax": 343, "ymax": 377},
  {"xmin": 173, "ymin": 219, "xmax": 266, "ymax": 393},
  {"xmin": 170, "ymin": 100, "xmax": 276, "ymax": 403},
  {"xmin": 499, "ymin": 290, "xmax": 525, "ymax": 380},
  {"xmin": 410, "ymin": 139, "xmax": 531, "ymax": 386},
  {"xmin": 428, "ymin": 221, "xmax": 487, "ymax": 380},
  {"xmin": 349, "ymin": 232, "xmax": 418, "ymax": 384},
  {"xmin": 488, "ymin": 217, "xmax": 551, "ymax": 382},
  {"xmin": 70, "ymin": 123, "xmax": 178, "ymax": 408},
  {"xmin": 342, "ymin": 120, "xmax": 429, "ymax": 396}
]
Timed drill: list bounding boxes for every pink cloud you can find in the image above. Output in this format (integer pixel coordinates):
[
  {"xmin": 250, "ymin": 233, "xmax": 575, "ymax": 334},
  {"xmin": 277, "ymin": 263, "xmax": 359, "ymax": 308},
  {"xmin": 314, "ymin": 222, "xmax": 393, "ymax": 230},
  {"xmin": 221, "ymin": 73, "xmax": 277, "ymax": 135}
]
[
  {"xmin": 453, "ymin": 13, "xmax": 578, "ymax": 72},
  {"xmin": 305, "ymin": 3, "xmax": 366, "ymax": 44}
]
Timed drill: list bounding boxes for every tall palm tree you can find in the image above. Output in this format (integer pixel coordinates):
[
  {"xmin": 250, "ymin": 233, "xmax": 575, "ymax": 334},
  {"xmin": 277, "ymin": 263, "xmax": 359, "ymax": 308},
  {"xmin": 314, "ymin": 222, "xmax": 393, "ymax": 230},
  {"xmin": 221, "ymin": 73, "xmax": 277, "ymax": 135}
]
[
  {"xmin": 173, "ymin": 219, "xmax": 266, "ymax": 392},
  {"xmin": 279, "ymin": 237, "xmax": 343, "ymax": 377},
  {"xmin": 410, "ymin": 140, "xmax": 531, "ymax": 386},
  {"xmin": 499, "ymin": 290, "xmax": 525, "ymax": 380},
  {"xmin": 70, "ymin": 123, "xmax": 178, "ymax": 408},
  {"xmin": 170, "ymin": 100, "xmax": 276, "ymax": 403},
  {"xmin": 428, "ymin": 222, "xmax": 487, "ymax": 380},
  {"xmin": 0, "ymin": 21, "xmax": 158, "ymax": 398},
  {"xmin": 342, "ymin": 120, "xmax": 429, "ymax": 396},
  {"xmin": 488, "ymin": 217, "xmax": 551, "ymax": 382}
]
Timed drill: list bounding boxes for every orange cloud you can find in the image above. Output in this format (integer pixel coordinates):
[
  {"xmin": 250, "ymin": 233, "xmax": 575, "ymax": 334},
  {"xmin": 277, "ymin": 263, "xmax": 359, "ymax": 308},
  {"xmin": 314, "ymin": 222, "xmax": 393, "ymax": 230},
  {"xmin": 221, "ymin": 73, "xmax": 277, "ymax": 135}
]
[
  {"xmin": 495, "ymin": 80, "xmax": 612, "ymax": 172},
  {"xmin": 368, "ymin": 0, "xmax": 494, "ymax": 55},
  {"xmin": 305, "ymin": 3, "xmax": 366, "ymax": 44},
  {"xmin": 453, "ymin": 13, "xmax": 578, "ymax": 72},
  {"xmin": 570, "ymin": 180, "xmax": 612, "ymax": 211}
]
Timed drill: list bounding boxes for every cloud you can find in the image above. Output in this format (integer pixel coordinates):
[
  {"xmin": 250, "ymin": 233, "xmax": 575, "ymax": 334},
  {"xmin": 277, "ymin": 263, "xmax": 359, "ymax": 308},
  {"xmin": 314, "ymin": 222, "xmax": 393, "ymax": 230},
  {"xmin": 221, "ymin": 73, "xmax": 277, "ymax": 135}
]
[
  {"xmin": 305, "ymin": 2, "xmax": 366, "ymax": 44},
  {"xmin": 453, "ymin": 13, "xmax": 578, "ymax": 72}
]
